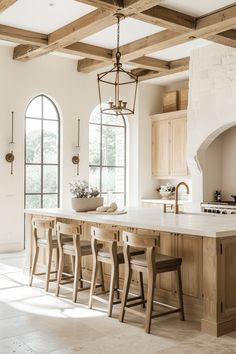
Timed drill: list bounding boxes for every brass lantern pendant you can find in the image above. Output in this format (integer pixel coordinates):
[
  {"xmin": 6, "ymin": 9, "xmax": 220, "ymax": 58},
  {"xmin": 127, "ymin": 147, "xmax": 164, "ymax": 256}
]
[{"xmin": 97, "ymin": 13, "xmax": 138, "ymax": 116}]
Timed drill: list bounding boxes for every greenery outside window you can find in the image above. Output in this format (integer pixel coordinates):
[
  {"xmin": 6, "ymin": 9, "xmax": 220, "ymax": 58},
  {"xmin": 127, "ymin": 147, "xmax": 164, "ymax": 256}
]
[
  {"xmin": 89, "ymin": 105, "xmax": 126, "ymax": 206},
  {"xmin": 25, "ymin": 95, "xmax": 60, "ymax": 209}
]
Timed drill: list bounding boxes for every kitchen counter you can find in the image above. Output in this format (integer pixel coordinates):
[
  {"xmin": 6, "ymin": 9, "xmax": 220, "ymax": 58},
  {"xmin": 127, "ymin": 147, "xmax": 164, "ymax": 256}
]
[
  {"xmin": 25, "ymin": 206, "xmax": 236, "ymax": 238},
  {"xmin": 141, "ymin": 198, "xmax": 190, "ymax": 204},
  {"xmin": 24, "ymin": 207, "xmax": 236, "ymax": 337}
]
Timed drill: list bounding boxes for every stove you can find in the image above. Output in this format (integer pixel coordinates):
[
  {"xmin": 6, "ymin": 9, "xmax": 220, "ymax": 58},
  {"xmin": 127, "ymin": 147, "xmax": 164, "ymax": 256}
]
[{"xmin": 201, "ymin": 201, "xmax": 236, "ymax": 214}]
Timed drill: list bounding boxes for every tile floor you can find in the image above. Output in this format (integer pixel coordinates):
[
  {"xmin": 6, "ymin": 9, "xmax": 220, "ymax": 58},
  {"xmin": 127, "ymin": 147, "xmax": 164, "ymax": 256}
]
[{"xmin": 0, "ymin": 252, "xmax": 236, "ymax": 354}]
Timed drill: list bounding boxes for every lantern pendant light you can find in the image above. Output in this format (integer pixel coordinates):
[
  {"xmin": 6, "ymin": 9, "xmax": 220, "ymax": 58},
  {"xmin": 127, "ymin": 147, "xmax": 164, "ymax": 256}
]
[{"xmin": 97, "ymin": 13, "xmax": 138, "ymax": 116}]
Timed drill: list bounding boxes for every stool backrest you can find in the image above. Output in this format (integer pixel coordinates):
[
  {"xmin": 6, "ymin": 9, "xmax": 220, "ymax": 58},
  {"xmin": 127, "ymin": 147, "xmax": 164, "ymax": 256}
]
[
  {"xmin": 32, "ymin": 218, "xmax": 54, "ymax": 240},
  {"xmin": 57, "ymin": 222, "xmax": 81, "ymax": 236},
  {"xmin": 122, "ymin": 230, "xmax": 160, "ymax": 249},
  {"xmin": 91, "ymin": 226, "xmax": 119, "ymax": 242}
]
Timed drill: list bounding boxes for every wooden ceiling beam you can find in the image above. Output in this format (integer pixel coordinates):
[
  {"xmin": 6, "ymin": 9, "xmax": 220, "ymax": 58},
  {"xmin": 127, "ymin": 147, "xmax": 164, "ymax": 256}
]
[
  {"xmin": 0, "ymin": 24, "xmax": 47, "ymax": 46},
  {"xmin": 128, "ymin": 56, "xmax": 169, "ymax": 71},
  {"xmin": 62, "ymin": 42, "xmax": 112, "ymax": 61},
  {"xmin": 205, "ymin": 29, "xmax": 236, "ymax": 48},
  {"xmin": 74, "ymin": 0, "xmax": 116, "ymax": 10},
  {"xmin": 132, "ymin": 56, "xmax": 189, "ymax": 82},
  {"xmin": 116, "ymin": 29, "xmax": 190, "ymax": 62},
  {"xmin": 13, "ymin": 0, "xmax": 165, "ymax": 62},
  {"xmin": 13, "ymin": 8, "xmax": 115, "ymax": 61},
  {"xmin": 77, "ymin": 58, "xmax": 110, "ymax": 72},
  {"xmin": 0, "ymin": 0, "xmax": 16, "ymax": 13},
  {"xmin": 113, "ymin": 4, "xmax": 236, "ymax": 63},
  {"xmin": 133, "ymin": 5, "xmax": 196, "ymax": 32}
]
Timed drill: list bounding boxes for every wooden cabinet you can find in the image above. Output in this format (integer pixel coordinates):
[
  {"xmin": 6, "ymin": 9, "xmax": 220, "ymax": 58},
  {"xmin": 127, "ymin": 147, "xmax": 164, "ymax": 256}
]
[
  {"xmin": 156, "ymin": 232, "xmax": 203, "ymax": 318},
  {"xmin": 219, "ymin": 237, "xmax": 236, "ymax": 320},
  {"xmin": 151, "ymin": 110, "xmax": 188, "ymax": 178}
]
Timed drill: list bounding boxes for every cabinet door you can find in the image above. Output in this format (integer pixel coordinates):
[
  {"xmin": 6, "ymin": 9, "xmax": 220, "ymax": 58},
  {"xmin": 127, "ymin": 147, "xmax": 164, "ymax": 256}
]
[
  {"xmin": 177, "ymin": 234, "xmax": 203, "ymax": 300},
  {"xmin": 171, "ymin": 117, "xmax": 187, "ymax": 176},
  {"xmin": 152, "ymin": 120, "xmax": 170, "ymax": 177},
  {"xmin": 220, "ymin": 237, "xmax": 236, "ymax": 320}
]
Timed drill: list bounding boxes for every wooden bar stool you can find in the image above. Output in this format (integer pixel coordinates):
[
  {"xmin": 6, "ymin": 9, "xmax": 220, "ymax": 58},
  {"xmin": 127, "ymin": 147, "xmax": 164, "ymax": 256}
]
[
  {"xmin": 30, "ymin": 218, "xmax": 57, "ymax": 292},
  {"xmin": 56, "ymin": 222, "xmax": 104, "ymax": 303},
  {"xmin": 120, "ymin": 230, "xmax": 185, "ymax": 333},
  {"xmin": 89, "ymin": 226, "xmax": 145, "ymax": 317}
]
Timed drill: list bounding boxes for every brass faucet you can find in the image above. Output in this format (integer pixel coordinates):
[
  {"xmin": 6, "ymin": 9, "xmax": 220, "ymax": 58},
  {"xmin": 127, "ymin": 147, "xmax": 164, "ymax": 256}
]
[{"xmin": 175, "ymin": 182, "xmax": 190, "ymax": 214}]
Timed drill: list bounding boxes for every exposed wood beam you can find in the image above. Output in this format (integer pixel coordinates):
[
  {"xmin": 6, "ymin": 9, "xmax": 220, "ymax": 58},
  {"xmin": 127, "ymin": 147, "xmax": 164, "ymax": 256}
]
[
  {"xmin": 132, "ymin": 57, "xmax": 189, "ymax": 82},
  {"xmin": 133, "ymin": 5, "xmax": 196, "ymax": 32},
  {"xmin": 77, "ymin": 55, "xmax": 170, "ymax": 73},
  {"xmin": 113, "ymin": 4, "xmax": 236, "ymax": 63},
  {"xmin": 0, "ymin": 24, "xmax": 47, "ymax": 46},
  {"xmin": 74, "ymin": 0, "xmax": 116, "ymax": 10},
  {"xmin": 169, "ymin": 57, "xmax": 189, "ymax": 70},
  {"xmin": 196, "ymin": 4, "xmax": 236, "ymax": 36},
  {"xmin": 77, "ymin": 58, "xmax": 110, "ymax": 73},
  {"xmin": 13, "ymin": 8, "xmax": 115, "ymax": 61},
  {"xmin": 128, "ymin": 56, "xmax": 169, "ymax": 71},
  {"xmin": 0, "ymin": 0, "xmax": 16, "ymax": 13},
  {"xmin": 116, "ymin": 30, "xmax": 191, "ymax": 62},
  {"xmin": 13, "ymin": 0, "xmax": 165, "ymax": 62},
  {"xmin": 205, "ymin": 29, "xmax": 236, "ymax": 48},
  {"xmin": 62, "ymin": 42, "xmax": 112, "ymax": 61}
]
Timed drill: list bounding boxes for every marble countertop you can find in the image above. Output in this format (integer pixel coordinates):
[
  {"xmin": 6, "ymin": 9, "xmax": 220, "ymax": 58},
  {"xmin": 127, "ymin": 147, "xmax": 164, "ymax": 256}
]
[{"xmin": 24, "ymin": 207, "xmax": 236, "ymax": 238}]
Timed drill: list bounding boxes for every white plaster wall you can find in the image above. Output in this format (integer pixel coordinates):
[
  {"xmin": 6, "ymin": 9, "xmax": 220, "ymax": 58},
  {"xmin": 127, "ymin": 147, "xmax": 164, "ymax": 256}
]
[
  {"xmin": 137, "ymin": 83, "xmax": 163, "ymax": 202},
  {"xmin": 188, "ymin": 43, "xmax": 236, "ymax": 207},
  {"xmin": 0, "ymin": 46, "xmax": 140, "ymax": 252}
]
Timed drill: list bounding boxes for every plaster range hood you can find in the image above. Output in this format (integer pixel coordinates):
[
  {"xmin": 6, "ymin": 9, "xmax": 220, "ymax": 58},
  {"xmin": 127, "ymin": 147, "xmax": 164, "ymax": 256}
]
[{"xmin": 187, "ymin": 43, "xmax": 236, "ymax": 209}]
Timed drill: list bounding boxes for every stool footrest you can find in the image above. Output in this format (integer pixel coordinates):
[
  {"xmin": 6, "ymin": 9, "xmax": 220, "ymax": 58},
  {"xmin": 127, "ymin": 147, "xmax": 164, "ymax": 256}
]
[{"xmin": 152, "ymin": 308, "xmax": 181, "ymax": 319}]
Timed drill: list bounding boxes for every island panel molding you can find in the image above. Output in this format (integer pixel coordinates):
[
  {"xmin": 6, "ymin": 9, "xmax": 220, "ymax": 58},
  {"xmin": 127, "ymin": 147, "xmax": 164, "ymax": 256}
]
[{"xmin": 25, "ymin": 207, "xmax": 236, "ymax": 336}]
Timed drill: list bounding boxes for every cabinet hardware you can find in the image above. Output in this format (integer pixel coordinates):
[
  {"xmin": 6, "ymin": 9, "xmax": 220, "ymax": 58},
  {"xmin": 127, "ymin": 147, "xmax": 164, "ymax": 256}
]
[
  {"xmin": 220, "ymin": 244, "xmax": 223, "ymax": 255},
  {"xmin": 221, "ymin": 301, "xmax": 224, "ymax": 312}
]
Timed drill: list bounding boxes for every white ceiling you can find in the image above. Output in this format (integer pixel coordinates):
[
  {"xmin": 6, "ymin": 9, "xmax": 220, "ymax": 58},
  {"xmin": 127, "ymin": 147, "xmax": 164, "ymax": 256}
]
[
  {"xmin": 161, "ymin": 0, "xmax": 235, "ymax": 17},
  {"xmin": 0, "ymin": 0, "xmax": 95, "ymax": 34},
  {"xmin": 80, "ymin": 18, "xmax": 165, "ymax": 49},
  {"xmin": 149, "ymin": 38, "xmax": 213, "ymax": 61}
]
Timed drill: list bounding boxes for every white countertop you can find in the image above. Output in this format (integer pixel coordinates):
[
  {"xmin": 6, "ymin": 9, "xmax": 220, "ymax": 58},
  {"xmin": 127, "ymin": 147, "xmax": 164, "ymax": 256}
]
[
  {"xmin": 141, "ymin": 199, "xmax": 190, "ymax": 205},
  {"xmin": 25, "ymin": 207, "xmax": 236, "ymax": 238}
]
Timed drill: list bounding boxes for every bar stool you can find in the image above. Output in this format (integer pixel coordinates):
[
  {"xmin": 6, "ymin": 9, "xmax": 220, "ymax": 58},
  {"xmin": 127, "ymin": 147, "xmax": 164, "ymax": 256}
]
[
  {"xmin": 89, "ymin": 226, "xmax": 145, "ymax": 317},
  {"xmin": 56, "ymin": 222, "xmax": 104, "ymax": 303},
  {"xmin": 120, "ymin": 230, "xmax": 185, "ymax": 333},
  {"xmin": 30, "ymin": 218, "xmax": 57, "ymax": 292}
]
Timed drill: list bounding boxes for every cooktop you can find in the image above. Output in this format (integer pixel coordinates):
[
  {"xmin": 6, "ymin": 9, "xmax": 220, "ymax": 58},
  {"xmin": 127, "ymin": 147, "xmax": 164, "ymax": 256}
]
[{"xmin": 202, "ymin": 201, "xmax": 236, "ymax": 205}]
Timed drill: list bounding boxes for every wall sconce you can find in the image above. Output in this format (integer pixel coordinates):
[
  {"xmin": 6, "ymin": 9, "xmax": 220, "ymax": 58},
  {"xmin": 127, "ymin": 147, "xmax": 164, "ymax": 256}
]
[
  {"xmin": 72, "ymin": 118, "xmax": 80, "ymax": 175},
  {"xmin": 5, "ymin": 112, "xmax": 15, "ymax": 175}
]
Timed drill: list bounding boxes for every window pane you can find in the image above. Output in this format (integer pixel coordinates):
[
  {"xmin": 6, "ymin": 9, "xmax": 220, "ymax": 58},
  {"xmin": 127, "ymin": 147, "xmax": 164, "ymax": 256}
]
[
  {"xmin": 102, "ymin": 167, "xmax": 124, "ymax": 193},
  {"xmin": 25, "ymin": 195, "xmax": 41, "ymax": 209},
  {"xmin": 101, "ymin": 192, "xmax": 124, "ymax": 207},
  {"xmin": 26, "ymin": 165, "xmax": 41, "ymax": 193},
  {"xmin": 89, "ymin": 167, "xmax": 100, "ymax": 190},
  {"xmin": 26, "ymin": 96, "xmax": 42, "ymax": 118},
  {"xmin": 43, "ymin": 121, "xmax": 59, "ymax": 163},
  {"xmin": 90, "ymin": 107, "xmax": 101, "ymax": 124},
  {"xmin": 89, "ymin": 124, "xmax": 100, "ymax": 165},
  {"xmin": 25, "ymin": 119, "xmax": 42, "ymax": 163},
  {"xmin": 43, "ymin": 194, "xmax": 58, "ymax": 208},
  {"xmin": 43, "ymin": 96, "xmax": 58, "ymax": 120},
  {"xmin": 102, "ymin": 126, "xmax": 125, "ymax": 166},
  {"xmin": 43, "ymin": 165, "xmax": 58, "ymax": 193},
  {"xmin": 102, "ymin": 115, "xmax": 124, "ymax": 126}
]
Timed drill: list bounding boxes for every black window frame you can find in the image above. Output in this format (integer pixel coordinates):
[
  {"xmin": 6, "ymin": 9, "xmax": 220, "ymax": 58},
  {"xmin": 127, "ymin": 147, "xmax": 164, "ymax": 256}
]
[
  {"xmin": 89, "ymin": 108, "xmax": 127, "ymax": 205},
  {"xmin": 24, "ymin": 94, "xmax": 61, "ymax": 209}
]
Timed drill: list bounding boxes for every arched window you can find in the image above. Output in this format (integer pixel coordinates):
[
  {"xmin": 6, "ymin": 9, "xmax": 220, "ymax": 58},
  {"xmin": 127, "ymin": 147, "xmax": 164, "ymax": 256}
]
[
  {"xmin": 89, "ymin": 105, "xmax": 126, "ymax": 206},
  {"xmin": 25, "ymin": 95, "xmax": 60, "ymax": 209}
]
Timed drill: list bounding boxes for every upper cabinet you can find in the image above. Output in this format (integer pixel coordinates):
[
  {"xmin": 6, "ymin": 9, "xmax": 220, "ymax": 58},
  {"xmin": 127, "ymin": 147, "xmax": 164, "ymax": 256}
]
[{"xmin": 151, "ymin": 110, "xmax": 188, "ymax": 178}]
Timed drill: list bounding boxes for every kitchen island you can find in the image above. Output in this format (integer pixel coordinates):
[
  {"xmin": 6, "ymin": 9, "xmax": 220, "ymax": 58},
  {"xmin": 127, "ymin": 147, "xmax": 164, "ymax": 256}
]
[{"xmin": 25, "ymin": 207, "xmax": 236, "ymax": 337}]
